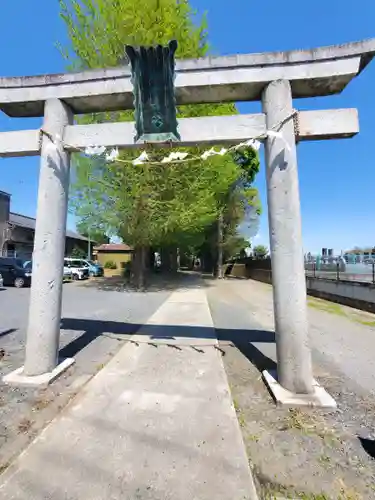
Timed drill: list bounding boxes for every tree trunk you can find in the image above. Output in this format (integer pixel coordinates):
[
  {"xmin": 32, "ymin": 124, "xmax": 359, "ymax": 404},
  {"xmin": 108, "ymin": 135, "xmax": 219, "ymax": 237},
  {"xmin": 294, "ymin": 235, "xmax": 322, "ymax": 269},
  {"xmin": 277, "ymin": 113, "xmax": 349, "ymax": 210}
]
[
  {"xmin": 191, "ymin": 255, "xmax": 196, "ymax": 270},
  {"xmin": 148, "ymin": 246, "xmax": 156, "ymax": 272},
  {"xmin": 132, "ymin": 246, "xmax": 146, "ymax": 289},
  {"xmin": 202, "ymin": 249, "xmax": 214, "ymax": 274},
  {"xmin": 214, "ymin": 213, "xmax": 224, "ymax": 278},
  {"xmin": 160, "ymin": 245, "xmax": 179, "ymax": 273},
  {"xmin": 170, "ymin": 246, "xmax": 178, "ymax": 273},
  {"xmin": 160, "ymin": 246, "xmax": 170, "ymax": 273}
]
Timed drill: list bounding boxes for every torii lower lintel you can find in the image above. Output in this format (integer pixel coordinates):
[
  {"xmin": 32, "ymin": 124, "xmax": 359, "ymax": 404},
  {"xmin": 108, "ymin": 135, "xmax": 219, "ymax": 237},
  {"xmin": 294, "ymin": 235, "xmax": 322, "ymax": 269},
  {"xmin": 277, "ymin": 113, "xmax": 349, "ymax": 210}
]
[{"xmin": 0, "ymin": 109, "xmax": 359, "ymax": 158}]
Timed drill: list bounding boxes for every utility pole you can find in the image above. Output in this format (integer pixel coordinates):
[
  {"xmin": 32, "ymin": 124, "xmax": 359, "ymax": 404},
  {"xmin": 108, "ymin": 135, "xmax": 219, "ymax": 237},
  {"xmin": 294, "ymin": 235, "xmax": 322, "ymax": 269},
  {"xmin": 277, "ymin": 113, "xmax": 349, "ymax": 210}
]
[
  {"xmin": 87, "ymin": 231, "xmax": 91, "ymax": 261},
  {"xmin": 217, "ymin": 211, "xmax": 224, "ymax": 279}
]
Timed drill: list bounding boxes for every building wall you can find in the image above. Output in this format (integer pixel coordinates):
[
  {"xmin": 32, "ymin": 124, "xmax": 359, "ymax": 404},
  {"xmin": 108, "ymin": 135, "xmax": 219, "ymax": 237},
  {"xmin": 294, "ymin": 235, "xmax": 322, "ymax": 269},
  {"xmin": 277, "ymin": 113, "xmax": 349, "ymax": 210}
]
[
  {"xmin": 0, "ymin": 193, "xmax": 91, "ymax": 259},
  {"xmin": 0, "ymin": 192, "xmax": 10, "ymax": 256},
  {"xmin": 9, "ymin": 227, "xmax": 34, "ymax": 260},
  {"xmin": 5, "ymin": 228, "xmax": 91, "ymax": 261},
  {"xmin": 65, "ymin": 237, "xmax": 94, "ymax": 257},
  {"xmin": 96, "ymin": 250, "xmax": 132, "ymax": 272}
]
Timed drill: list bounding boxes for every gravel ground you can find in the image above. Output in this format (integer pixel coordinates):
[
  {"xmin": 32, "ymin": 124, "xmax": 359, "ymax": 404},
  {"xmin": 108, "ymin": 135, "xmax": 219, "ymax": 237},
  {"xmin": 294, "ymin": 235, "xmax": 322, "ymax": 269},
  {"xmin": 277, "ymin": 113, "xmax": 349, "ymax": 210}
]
[
  {"xmin": 206, "ymin": 278, "xmax": 375, "ymax": 500},
  {"xmin": 0, "ymin": 279, "xmax": 172, "ymax": 472}
]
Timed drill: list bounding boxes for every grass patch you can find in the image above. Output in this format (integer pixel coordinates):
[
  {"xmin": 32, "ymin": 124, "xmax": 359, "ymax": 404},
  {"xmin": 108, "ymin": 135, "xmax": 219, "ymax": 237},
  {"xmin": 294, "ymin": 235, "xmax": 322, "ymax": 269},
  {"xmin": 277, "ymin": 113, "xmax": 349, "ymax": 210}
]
[
  {"xmin": 308, "ymin": 298, "xmax": 346, "ymax": 317},
  {"xmin": 17, "ymin": 418, "xmax": 32, "ymax": 433},
  {"xmin": 247, "ymin": 433, "xmax": 260, "ymax": 443},
  {"xmin": 237, "ymin": 413, "xmax": 246, "ymax": 428},
  {"xmin": 280, "ymin": 409, "xmax": 339, "ymax": 445},
  {"xmin": 263, "ymin": 488, "xmax": 357, "ymax": 499},
  {"xmin": 280, "ymin": 409, "xmax": 318, "ymax": 433},
  {"xmin": 297, "ymin": 495, "xmax": 330, "ymax": 500},
  {"xmin": 0, "ymin": 463, "xmax": 10, "ymax": 475},
  {"xmin": 318, "ymin": 454, "xmax": 331, "ymax": 467},
  {"xmin": 352, "ymin": 317, "xmax": 375, "ymax": 327},
  {"xmin": 232, "ymin": 397, "xmax": 246, "ymax": 428},
  {"xmin": 256, "ymin": 466, "xmax": 331, "ymax": 499},
  {"xmin": 32, "ymin": 396, "xmax": 51, "ymax": 412},
  {"xmin": 308, "ymin": 297, "xmax": 375, "ymax": 328}
]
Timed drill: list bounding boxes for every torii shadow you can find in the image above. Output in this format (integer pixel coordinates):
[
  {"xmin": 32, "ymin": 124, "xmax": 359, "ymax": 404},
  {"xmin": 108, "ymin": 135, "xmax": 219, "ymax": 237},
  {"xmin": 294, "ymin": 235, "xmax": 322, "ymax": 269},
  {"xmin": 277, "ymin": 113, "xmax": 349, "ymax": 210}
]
[{"xmin": 59, "ymin": 318, "xmax": 276, "ymax": 374}]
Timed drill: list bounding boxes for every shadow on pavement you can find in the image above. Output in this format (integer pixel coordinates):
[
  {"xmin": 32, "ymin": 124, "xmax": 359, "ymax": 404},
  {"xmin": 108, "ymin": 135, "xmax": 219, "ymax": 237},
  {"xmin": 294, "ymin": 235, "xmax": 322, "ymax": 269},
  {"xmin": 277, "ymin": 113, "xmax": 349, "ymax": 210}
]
[
  {"xmin": 60, "ymin": 318, "xmax": 276, "ymax": 374},
  {"xmin": 0, "ymin": 328, "xmax": 17, "ymax": 338},
  {"xmin": 79, "ymin": 272, "xmax": 218, "ymax": 293},
  {"xmin": 358, "ymin": 436, "xmax": 375, "ymax": 459},
  {"xmin": 216, "ymin": 327, "xmax": 276, "ymax": 373},
  {"xmin": 59, "ymin": 319, "xmax": 142, "ymax": 358}
]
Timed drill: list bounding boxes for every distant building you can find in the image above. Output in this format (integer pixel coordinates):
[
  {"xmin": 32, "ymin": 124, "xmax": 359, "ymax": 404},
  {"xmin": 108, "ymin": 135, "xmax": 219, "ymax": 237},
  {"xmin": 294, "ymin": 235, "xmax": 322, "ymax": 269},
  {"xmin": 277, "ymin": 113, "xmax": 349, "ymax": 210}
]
[
  {"xmin": 343, "ymin": 247, "xmax": 375, "ymax": 263},
  {"xmin": 93, "ymin": 243, "xmax": 133, "ymax": 276},
  {"xmin": 0, "ymin": 190, "xmax": 92, "ymax": 260}
]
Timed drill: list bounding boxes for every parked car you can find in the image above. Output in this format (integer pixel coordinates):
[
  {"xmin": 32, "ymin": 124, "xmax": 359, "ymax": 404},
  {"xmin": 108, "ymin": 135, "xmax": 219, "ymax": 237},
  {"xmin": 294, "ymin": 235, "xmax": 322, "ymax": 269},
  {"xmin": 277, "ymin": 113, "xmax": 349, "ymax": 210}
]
[
  {"xmin": 0, "ymin": 272, "xmax": 3, "ymax": 288},
  {"xmin": 0, "ymin": 257, "xmax": 32, "ymax": 288},
  {"xmin": 64, "ymin": 258, "xmax": 90, "ymax": 280},
  {"xmin": 81, "ymin": 259, "xmax": 104, "ymax": 277},
  {"xmin": 2, "ymin": 257, "xmax": 25, "ymax": 268},
  {"xmin": 63, "ymin": 266, "xmax": 73, "ymax": 280},
  {"xmin": 24, "ymin": 261, "xmax": 73, "ymax": 281}
]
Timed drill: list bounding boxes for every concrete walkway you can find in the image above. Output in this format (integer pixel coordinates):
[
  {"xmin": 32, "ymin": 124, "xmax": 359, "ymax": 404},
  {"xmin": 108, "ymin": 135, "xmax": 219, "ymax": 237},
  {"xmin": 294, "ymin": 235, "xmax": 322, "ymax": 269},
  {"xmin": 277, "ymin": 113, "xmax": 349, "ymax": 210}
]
[{"xmin": 0, "ymin": 286, "xmax": 257, "ymax": 499}]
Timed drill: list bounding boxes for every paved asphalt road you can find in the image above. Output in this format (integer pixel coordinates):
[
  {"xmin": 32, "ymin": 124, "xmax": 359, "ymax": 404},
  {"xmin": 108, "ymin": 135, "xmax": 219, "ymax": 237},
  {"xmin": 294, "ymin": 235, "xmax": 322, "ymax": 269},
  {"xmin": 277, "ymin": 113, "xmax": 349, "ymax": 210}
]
[{"xmin": 0, "ymin": 282, "xmax": 172, "ymax": 365}]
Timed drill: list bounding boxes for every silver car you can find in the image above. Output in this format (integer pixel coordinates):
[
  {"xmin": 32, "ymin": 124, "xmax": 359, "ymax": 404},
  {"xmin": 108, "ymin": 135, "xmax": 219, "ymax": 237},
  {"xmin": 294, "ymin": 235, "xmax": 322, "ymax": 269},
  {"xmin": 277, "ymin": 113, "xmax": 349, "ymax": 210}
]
[{"xmin": 0, "ymin": 273, "xmax": 3, "ymax": 288}]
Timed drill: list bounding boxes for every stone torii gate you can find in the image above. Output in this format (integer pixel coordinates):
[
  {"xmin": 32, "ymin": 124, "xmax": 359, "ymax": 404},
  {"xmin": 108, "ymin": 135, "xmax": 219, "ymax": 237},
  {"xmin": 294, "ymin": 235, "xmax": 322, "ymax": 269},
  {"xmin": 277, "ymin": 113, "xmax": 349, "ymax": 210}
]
[{"xmin": 1, "ymin": 39, "xmax": 374, "ymax": 405}]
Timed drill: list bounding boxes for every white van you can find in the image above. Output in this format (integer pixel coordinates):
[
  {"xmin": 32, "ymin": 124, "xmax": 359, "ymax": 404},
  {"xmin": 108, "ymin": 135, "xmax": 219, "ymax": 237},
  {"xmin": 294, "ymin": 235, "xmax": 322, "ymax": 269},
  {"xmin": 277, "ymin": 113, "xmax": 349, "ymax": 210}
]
[{"xmin": 64, "ymin": 258, "xmax": 90, "ymax": 280}]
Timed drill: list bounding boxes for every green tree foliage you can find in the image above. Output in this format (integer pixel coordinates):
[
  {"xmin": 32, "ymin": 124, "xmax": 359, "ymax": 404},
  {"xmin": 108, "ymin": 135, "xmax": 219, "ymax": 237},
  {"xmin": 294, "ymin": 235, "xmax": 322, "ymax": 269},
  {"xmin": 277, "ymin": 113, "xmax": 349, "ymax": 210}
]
[
  {"xmin": 253, "ymin": 244, "xmax": 268, "ymax": 259},
  {"xmin": 59, "ymin": 0, "xmax": 261, "ymax": 282},
  {"xmin": 76, "ymin": 220, "xmax": 109, "ymax": 245},
  {"xmin": 70, "ymin": 245, "xmax": 87, "ymax": 258},
  {"xmin": 223, "ymin": 235, "xmax": 250, "ymax": 260},
  {"xmin": 194, "ymin": 147, "xmax": 261, "ymax": 272},
  {"xmin": 60, "ymin": 0, "xmax": 210, "ymax": 68}
]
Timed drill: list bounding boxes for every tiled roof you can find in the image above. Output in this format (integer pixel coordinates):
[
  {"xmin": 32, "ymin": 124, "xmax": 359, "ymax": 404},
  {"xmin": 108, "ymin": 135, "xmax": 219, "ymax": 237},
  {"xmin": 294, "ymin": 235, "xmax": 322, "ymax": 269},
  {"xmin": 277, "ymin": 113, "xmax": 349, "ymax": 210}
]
[
  {"xmin": 9, "ymin": 212, "xmax": 90, "ymax": 242},
  {"xmin": 94, "ymin": 243, "xmax": 132, "ymax": 251}
]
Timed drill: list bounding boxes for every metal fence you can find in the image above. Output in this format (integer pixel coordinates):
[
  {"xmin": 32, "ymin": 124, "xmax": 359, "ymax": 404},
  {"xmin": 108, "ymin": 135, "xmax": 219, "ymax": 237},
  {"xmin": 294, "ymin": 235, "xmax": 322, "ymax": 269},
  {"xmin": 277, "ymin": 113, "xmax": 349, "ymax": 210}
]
[{"xmin": 306, "ymin": 262, "xmax": 375, "ymax": 284}]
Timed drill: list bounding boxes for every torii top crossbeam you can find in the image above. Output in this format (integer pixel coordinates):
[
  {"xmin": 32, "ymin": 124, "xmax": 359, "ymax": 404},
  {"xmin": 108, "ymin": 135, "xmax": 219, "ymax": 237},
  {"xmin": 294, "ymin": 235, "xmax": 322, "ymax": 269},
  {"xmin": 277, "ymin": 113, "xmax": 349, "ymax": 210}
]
[{"xmin": 0, "ymin": 39, "xmax": 374, "ymax": 117}]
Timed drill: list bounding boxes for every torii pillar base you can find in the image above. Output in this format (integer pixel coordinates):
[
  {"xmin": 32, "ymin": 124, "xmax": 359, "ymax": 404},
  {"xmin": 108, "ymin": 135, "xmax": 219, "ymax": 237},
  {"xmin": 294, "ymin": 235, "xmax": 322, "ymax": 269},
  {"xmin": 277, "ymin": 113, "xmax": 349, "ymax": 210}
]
[
  {"xmin": 263, "ymin": 370, "xmax": 337, "ymax": 408},
  {"xmin": 3, "ymin": 358, "xmax": 75, "ymax": 388}
]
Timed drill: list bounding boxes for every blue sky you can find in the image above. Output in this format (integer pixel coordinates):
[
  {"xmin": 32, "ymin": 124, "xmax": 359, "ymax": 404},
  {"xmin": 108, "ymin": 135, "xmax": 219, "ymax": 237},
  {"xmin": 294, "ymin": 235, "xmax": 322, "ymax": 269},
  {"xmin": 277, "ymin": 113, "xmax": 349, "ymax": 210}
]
[{"xmin": 0, "ymin": 0, "xmax": 374, "ymax": 253}]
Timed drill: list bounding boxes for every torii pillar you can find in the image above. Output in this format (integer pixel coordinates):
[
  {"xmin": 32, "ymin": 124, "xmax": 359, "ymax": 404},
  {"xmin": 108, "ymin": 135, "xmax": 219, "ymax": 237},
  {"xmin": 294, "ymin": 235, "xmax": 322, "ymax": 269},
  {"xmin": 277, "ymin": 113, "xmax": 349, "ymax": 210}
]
[
  {"xmin": 262, "ymin": 80, "xmax": 318, "ymax": 402},
  {"xmin": 23, "ymin": 99, "xmax": 75, "ymax": 379}
]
